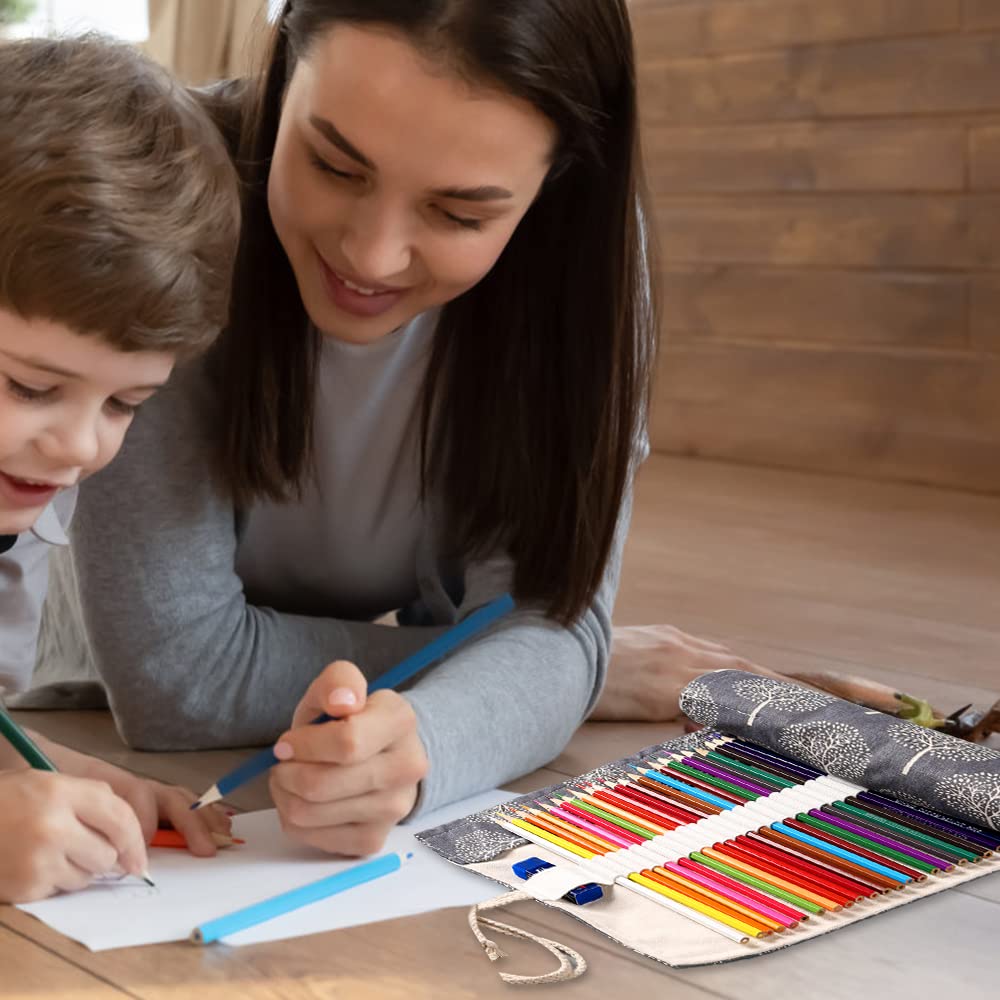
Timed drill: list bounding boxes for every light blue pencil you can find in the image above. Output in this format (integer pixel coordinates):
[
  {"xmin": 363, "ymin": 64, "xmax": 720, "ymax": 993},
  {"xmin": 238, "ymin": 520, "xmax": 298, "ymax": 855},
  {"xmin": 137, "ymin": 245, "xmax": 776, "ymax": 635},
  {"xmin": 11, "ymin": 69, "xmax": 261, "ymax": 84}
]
[{"xmin": 191, "ymin": 850, "xmax": 413, "ymax": 944}]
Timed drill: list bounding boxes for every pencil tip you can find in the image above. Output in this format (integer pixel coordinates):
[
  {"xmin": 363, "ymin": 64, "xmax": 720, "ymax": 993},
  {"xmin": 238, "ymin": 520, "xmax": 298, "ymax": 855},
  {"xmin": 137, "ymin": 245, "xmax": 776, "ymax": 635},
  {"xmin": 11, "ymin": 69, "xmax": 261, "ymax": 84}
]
[
  {"xmin": 142, "ymin": 872, "xmax": 156, "ymax": 887},
  {"xmin": 190, "ymin": 785, "xmax": 222, "ymax": 811}
]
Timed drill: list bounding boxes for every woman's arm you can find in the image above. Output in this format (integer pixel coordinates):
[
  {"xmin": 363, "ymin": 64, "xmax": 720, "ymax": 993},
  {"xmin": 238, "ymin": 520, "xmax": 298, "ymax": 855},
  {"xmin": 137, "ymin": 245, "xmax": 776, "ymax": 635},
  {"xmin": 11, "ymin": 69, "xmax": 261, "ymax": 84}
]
[
  {"xmin": 52, "ymin": 357, "xmax": 621, "ymax": 815},
  {"xmin": 45, "ymin": 360, "xmax": 441, "ymax": 751},
  {"xmin": 403, "ymin": 532, "xmax": 622, "ymax": 813},
  {"xmin": 267, "ymin": 498, "xmax": 628, "ymax": 839}
]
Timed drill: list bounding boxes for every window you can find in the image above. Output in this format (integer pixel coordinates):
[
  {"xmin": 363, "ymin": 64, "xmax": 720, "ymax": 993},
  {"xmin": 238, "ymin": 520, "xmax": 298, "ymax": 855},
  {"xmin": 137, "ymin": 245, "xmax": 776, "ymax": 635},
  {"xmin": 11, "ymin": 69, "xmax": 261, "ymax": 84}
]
[{"xmin": 5, "ymin": 0, "xmax": 148, "ymax": 41}]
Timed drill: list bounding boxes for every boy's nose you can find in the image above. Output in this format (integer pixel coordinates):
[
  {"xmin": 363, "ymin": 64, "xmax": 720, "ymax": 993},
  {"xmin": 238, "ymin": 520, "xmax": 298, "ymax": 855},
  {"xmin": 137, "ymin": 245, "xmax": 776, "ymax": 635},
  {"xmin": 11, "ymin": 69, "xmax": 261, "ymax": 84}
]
[{"xmin": 41, "ymin": 419, "xmax": 100, "ymax": 470}]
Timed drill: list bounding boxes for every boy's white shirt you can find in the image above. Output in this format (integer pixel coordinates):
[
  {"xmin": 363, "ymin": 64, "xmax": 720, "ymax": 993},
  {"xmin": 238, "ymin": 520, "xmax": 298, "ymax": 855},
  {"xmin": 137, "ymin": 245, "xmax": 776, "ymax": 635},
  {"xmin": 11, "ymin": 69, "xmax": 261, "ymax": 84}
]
[{"xmin": 0, "ymin": 487, "xmax": 75, "ymax": 696}]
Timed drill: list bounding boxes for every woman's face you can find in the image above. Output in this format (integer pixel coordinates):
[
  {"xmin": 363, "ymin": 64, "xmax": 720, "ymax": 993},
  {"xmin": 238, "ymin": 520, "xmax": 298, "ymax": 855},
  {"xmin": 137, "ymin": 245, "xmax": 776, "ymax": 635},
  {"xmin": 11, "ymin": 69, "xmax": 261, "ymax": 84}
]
[{"xmin": 268, "ymin": 24, "xmax": 556, "ymax": 344}]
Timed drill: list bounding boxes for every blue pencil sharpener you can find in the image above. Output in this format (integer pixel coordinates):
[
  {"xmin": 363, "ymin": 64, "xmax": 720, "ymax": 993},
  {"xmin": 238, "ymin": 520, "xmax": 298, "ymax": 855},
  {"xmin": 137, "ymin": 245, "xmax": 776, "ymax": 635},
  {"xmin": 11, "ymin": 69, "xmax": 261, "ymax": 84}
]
[{"xmin": 511, "ymin": 857, "xmax": 603, "ymax": 905}]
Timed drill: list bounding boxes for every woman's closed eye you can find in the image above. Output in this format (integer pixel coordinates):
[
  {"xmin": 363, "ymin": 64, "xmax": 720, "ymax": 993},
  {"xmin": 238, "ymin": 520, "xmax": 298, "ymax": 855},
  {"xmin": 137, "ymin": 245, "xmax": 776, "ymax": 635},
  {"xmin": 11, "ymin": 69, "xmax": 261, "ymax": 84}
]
[
  {"xmin": 436, "ymin": 207, "xmax": 483, "ymax": 231},
  {"xmin": 308, "ymin": 151, "xmax": 359, "ymax": 182},
  {"xmin": 308, "ymin": 145, "xmax": 488, "ymax": 231}
]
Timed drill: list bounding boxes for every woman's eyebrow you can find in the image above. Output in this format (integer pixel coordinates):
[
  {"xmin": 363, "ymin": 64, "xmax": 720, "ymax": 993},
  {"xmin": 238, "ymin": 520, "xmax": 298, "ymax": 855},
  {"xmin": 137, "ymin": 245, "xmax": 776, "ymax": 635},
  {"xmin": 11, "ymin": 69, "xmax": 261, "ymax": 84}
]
[
  {"xmin": 431, "ymin": 184, "xmax": 513, "ymax": 202},
  {"xmin": 309, "ymin": 114, "xmax": 374, "ymax": 169}
]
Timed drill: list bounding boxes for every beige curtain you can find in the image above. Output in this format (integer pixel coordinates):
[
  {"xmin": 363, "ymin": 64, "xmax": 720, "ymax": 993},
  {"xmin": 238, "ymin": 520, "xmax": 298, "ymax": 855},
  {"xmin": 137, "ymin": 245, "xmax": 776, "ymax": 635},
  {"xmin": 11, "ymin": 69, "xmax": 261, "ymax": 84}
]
[{"xmin": 145, "ymin": 0, "xmax": 269, "ymax": 85}]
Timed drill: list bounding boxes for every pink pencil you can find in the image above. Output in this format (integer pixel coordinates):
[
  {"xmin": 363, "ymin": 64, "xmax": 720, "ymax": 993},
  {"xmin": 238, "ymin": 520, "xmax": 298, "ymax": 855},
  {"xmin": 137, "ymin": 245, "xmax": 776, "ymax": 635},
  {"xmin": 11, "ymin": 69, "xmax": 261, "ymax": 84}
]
[
  {"xmin": 662, "ymin": 860, "xmax": 799, "ymax": 928},
  {"xmin": 547, "ymin": 804, "xmax": 637, "ymax": 849},
  {"xmin": 555, "ymin": 801, "xmax": 646, "ymax": 847}
]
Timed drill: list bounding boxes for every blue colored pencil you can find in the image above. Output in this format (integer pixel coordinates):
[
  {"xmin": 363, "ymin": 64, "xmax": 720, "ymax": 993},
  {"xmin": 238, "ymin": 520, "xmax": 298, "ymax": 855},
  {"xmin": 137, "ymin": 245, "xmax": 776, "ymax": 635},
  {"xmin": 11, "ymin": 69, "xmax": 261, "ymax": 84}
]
[
  {"xmin": 192, "ymin": 593, "xmax": 515, "ymax": 808},
  {"xmin": 191, "ymin": 850, "xmax": 412, "ymax": 944}
]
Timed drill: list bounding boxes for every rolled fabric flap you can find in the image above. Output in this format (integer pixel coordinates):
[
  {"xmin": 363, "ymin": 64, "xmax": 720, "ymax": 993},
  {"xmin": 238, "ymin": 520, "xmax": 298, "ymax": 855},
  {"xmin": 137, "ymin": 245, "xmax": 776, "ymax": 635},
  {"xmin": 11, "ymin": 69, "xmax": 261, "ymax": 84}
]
[{"xmin": 679, "ymin": 669, "xmax": 1000, "ymax": 832}]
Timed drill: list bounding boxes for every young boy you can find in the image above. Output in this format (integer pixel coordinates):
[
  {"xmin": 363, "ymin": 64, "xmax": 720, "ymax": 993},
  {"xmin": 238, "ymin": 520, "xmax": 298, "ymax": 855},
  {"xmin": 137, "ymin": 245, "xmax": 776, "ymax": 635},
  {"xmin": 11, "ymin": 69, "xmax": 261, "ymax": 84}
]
[{"xmin": 0, "ymin": 34, "xmax": 240, "ymax": 902}]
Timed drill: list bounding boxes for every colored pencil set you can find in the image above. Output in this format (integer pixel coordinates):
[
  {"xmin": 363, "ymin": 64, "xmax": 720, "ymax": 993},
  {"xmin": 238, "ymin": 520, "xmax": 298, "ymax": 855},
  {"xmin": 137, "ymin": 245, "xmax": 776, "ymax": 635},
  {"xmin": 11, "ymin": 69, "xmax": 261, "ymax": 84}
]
[{"xmin": 493, "ymin": 734, "xmax": 1000, "ymax": 946}]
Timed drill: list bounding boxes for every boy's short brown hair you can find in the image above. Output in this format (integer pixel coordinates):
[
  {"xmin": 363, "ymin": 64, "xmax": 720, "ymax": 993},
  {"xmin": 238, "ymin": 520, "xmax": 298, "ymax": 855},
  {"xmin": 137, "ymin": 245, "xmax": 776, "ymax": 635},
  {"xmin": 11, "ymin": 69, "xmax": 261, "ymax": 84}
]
[{"xmin": 0, "ymin": 35, "xmax": 240, "ymax": 358}]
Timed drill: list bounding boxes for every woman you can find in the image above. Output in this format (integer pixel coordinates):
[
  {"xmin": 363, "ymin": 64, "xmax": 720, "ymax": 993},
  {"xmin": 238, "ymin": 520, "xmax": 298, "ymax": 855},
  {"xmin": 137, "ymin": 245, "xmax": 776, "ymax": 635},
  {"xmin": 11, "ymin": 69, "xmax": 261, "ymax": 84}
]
[{"xmin": 30, "ymin": 0, "xmax": 763, "ymax": 856}]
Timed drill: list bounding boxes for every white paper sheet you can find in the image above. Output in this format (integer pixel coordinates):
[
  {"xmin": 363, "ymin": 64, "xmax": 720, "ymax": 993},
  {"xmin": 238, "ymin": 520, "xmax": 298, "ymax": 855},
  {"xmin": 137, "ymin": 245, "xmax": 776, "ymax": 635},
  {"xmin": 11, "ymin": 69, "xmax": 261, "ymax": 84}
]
[{"xmin": 17, "ymin": 788, "xmax": 516, "ymax": 951}]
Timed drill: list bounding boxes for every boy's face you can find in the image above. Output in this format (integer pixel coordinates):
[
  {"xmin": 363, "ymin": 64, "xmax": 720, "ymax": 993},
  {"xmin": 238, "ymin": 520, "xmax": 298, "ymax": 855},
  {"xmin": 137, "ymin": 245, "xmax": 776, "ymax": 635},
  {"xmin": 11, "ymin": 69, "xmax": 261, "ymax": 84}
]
[{"xmin": 0, "ymin": 308, "xmax": 174, "ymax": 534}]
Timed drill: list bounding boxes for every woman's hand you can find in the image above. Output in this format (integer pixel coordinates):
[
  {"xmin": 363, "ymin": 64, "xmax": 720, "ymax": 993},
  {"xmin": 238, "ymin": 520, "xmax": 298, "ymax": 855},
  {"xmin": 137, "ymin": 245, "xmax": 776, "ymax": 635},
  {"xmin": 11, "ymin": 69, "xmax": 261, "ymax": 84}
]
[
  {"xmin": 590, "ymin": 624, "xmax": 787, "ymax": 722},
  {"xmin": 43, "ymin": 739, "xmax": 231, "ymax": 856},
  {"xmin": 268, "ymin": 660, "xmax": 429, "ymax": 856},
  {"xmin": 0, "ymin": 769, "xmax": 149, "ymax": 902}
]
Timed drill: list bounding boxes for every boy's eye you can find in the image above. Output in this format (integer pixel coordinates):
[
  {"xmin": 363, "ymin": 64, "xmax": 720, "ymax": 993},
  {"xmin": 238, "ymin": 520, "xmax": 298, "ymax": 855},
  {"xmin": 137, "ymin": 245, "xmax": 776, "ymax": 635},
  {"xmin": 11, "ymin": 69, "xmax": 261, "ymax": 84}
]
[{"xmin": 6, "ymin": 378, "xmax": 52, "ymax": 402}]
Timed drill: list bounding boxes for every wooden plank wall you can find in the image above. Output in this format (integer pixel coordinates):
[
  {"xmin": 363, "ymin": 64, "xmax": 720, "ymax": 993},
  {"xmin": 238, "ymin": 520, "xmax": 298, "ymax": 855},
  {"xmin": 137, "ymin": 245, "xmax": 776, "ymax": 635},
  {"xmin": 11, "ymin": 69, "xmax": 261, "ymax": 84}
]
[{"xmin": 631, "ymin": 0, "xmax": 1000, "ymax": 492}]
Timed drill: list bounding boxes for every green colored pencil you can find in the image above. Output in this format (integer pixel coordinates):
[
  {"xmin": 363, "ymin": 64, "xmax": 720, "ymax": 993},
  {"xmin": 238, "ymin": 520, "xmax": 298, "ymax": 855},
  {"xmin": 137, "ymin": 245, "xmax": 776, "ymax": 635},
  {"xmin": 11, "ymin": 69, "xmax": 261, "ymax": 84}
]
[
  {"xmin": 0, "ymin": 702, "xmax": 58, "ymax": 771},
  {"xmin": 0, "ymin": 701, "xmax": 154, "ymax": 886}
]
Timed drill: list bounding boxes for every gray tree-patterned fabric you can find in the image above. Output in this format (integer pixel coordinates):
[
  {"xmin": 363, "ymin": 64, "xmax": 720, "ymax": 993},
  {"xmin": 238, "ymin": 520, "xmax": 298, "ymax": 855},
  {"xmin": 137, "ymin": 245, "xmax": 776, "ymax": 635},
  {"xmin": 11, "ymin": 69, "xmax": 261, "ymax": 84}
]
[
  {"xmin": 681, "ymin": 669, "xmax": 1000, "ymax": 831},
  {"xmin": 678, "ymin": 679, "xmax": 719, "ymax": 729},
  {"xmin": 778, "ymin": 721, "xmax": 872, "ymax": 781},
  {"xmin": 731, "ymin": 676, "xmax": 836, "ymax": 725}
]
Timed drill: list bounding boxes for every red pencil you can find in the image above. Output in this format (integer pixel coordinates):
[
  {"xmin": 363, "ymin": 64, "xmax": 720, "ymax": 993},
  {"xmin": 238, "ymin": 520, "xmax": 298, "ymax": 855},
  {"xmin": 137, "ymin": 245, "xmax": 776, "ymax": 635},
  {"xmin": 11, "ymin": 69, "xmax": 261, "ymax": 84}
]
[
  {"xmin": 736, "ymin": 834, "xmax": 877, "ymax": 900},
  {"xmin": 724, "ymin": 838, "xmax": 863, "ymax": 905},
  {"xmin": 587, "ymin": 787, "xmax": 681, "ymax": 831},
  {"xmin": 613, "ymin": 782, "xmax": 703, "ymax": 825}
]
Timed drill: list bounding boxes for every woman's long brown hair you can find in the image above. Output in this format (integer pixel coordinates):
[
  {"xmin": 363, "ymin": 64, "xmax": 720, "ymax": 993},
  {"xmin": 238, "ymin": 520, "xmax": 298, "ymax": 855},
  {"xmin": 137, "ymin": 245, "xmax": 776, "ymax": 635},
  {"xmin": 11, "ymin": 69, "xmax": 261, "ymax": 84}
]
[{"xmin": 214, "ymin": 0, "xmax": 658, "ymax": 624}]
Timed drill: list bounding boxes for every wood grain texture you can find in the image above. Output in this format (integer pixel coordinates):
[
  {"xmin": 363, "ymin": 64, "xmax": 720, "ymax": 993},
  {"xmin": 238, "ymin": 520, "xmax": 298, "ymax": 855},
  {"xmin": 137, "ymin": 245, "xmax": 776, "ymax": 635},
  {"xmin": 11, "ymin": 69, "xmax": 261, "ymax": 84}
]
[
  {"xmin": 654, "ymin": 194, "xmax": 1000, "ymax": 269},
  {"xmin": 631, "ymin": 0, "xmax": 960, "ymax": 60},
  {"xmin": 970, "ymin": 124, "xmax": 1000, "ymax": 189},
  {"xmin": 632, "ymin": 1, "xmax": 1000, "ymax": 488},
  {"xmin": 0, "ymin": 924, "xmax": 124, "ymax": 998},
  {"xmin": 651, "ymin": 343, "xmax": 1000, "ymax": 491},
  {"xmin": 971, "ymin": 273, "xmax": 1000, "ymax": 351},
  {"xmin": 643, "ymin": 121, "xmax": 964, "ymax": 193},
  {"xmin": 638, "ymin": 34, "xmax": 1000, "ymax": 125},
  {"xmin": 963, "ymin": 0, "xmax": 1000, "ymax": 31},
  {"xmin": 662, "ymin": 266, "xmax": 967, "ymax": 347}
]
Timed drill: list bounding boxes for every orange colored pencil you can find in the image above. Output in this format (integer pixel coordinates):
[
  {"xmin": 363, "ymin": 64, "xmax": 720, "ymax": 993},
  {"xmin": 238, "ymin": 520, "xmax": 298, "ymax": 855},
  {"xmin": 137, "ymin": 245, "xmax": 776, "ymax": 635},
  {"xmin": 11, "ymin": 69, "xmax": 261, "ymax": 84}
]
[
  {"xmin": 648, "ymin": 867, "xmax": 785, "ymax": 933},
  {"xmin": 701, "ymin": 846, "xmax": 842, "ymax": 911},
  {"xmin": 526, "ymin": 805, "xmax": 619, "ymax": 853},
  {"xmin": 631, "ymin": 870, "xmax": 769, "ymax": 939},
  {"xmin": 512, "ymin": 808, "xmax": 611, "ymax": 856},
  {"xmin": 151, "ymin": 829, "xmax": 244, "ymax": 850}
]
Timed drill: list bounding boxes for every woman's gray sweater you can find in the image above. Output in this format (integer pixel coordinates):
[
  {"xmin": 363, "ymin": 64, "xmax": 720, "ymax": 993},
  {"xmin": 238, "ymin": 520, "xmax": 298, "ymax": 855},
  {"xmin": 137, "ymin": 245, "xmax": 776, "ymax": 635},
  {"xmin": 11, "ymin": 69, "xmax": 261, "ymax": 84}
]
[{"xmin": 22, "ymin": 313, "xmax": 632, "ymax": 816}]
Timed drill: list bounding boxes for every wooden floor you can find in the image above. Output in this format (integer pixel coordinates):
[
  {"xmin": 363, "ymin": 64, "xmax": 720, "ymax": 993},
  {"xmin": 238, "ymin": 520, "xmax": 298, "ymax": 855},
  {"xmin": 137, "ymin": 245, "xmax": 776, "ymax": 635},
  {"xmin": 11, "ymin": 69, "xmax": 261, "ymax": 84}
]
[{"xmin": 4, "ymin": 454, "xmax": 999, "ymax": 999}]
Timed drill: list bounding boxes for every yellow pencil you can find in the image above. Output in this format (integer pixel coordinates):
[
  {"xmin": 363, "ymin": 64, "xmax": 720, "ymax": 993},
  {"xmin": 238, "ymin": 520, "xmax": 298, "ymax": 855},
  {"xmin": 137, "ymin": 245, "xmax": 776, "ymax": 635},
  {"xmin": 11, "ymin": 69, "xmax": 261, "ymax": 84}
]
[
  {"xmin": 650, "ymin": 867, "xmax": 785, "ymax": 934},
  {"xmin": 628, "ymin": 872, "xmax": 769, "ymax": 939},
  {"xmin": 504, "ymin": 815, "xmax": 597, "ymax": 859}
]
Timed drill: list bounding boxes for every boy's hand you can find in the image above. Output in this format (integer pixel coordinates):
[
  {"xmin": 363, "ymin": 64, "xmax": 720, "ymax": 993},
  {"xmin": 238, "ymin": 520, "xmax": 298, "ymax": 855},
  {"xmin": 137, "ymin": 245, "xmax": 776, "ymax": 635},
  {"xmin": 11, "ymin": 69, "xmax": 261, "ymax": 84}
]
[
  {"xmin": 43, "ymin": 739, "xmax": 232, "ymax": 856},
  {"xmin": 268, "ymin": 661, "xmax": 428, "ymax": 856},
  {"xmin": 0, "ymin": 769, "xmax": 148, "ymax": 902}
]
